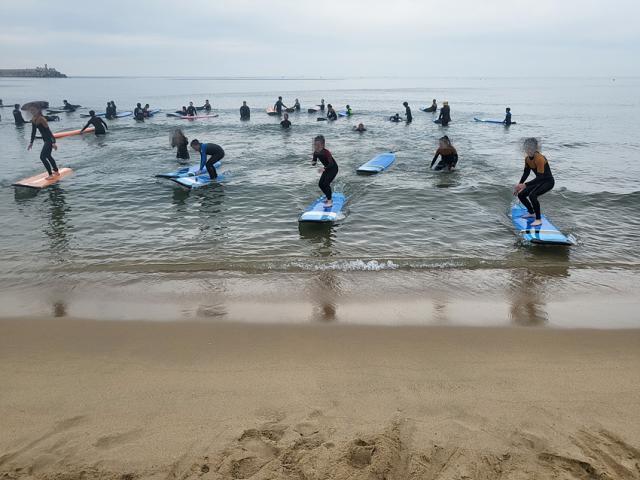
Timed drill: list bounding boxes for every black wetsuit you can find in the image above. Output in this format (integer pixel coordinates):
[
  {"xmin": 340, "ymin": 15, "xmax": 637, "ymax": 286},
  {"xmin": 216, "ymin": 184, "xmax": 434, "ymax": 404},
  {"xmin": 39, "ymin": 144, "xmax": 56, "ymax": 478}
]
[
  {"xmin": 504, "ymin": 112, "xmax": 512, "ymax": 125},
  {"xmin": 280, "ymin": 119, "xmax": 291, "ymax": 129},
  {"xmin": 518, "ymin": 152, "xmax": 554, "ymax": 220},
  {"xmin": 312, "ymin": 148, "xmax": 339, "ymax": 201},
  {"xmin": 200, "ymin": 143, "xmax": 225, "ymax": 179},
  {"xmin": 431, "ymin": 146, "xmax": 458, "ymax": 170},
  {"xmin": 30, "ymin": 118, "xmax": 58, "ymax": 175},
  {"xmin": 134, "ymin": 107, "xmax": 144, "ymax": 121},
  {"xmin": 405, "ymin": 105, "xmax": 413, "ymax": 123},
  {"xmin": 81, "ymin": 116, "xmax": 108, "ymax": 135},
  {"xmin": 105, "ymin": 104, "xmax": 115, "ymax": 119},
  {"xmin": 319, "ymin": 102, "xmax": 325, "ymax": 112},
  {"xmin": 175, "ymin": 137, "xmax": 189, "ymax": 160},
  {"xmin": 63, "ymin": 103, "xmax": 76, "ymax": 112},
  {"xmin": 438, "ymin": 105, "xmax": 451, "ymax": 126},
  {"xmin": 240, "ymin": 105, "xmax": 250, "ymax": 120},
  {"xmin": 186, "ymin": 105, "xmax": 197, "ymax": 116},
  {"xmin": 326, "ymin": 109, "xmax": 337, "ymax": 121},
  {"xmin": 13, "ymin": 108, "xmax": 27, "ymax": 125},
  {"xmin": 274, "ymin": 100, "xmax": 286, "ymax": 114},
  {"xmin": 203, "ymin": 103, "xmax": 212, "ymax": 112},
  {"xmin": 294, "ymin": 101, "xmax": 301, "ymax": 111}
]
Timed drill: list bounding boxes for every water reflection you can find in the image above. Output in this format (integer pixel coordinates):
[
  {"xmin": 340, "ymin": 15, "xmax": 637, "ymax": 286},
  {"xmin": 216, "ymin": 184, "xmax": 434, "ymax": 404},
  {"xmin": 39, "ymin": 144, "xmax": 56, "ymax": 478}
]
[
  {"xmin": 508, "ymin": 247, "xmax": 570, "ymax": 326},
  {"xmin": 298, "ymin": 222, "xmax": 336, "ymax": 258},
  {"xmin": 308, "ymin": 270, "xmax": 341, "ymax": 323},
  {"xmin": 44, "ymin": 186, "xmax": 71, "ymax": 258}
]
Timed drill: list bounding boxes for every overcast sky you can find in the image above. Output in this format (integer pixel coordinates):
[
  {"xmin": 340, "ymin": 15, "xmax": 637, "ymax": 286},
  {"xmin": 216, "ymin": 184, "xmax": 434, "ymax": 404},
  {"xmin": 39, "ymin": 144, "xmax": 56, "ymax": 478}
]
[{"xmin": 1, "ymin": 0, "xmax": 638, "ymax": 77}]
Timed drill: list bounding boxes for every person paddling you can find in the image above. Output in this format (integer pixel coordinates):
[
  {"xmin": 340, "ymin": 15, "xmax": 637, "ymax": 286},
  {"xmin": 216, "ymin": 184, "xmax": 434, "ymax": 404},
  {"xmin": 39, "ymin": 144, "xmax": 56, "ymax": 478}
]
[
  {"xmin": 311, "ymin": 135, "xmax": 339, "ymax": 208},
  {"xmin": 514, "ymin": 138, "xmax": 555, "ymax": 227},
  {"xmin": 80, "ymin": 110, "xmax": 109, "ymax": 135}
]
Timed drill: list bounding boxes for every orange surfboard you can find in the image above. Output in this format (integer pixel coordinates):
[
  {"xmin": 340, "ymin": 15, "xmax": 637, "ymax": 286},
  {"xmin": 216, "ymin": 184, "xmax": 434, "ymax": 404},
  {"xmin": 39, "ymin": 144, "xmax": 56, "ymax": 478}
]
[
  {"xmin": 53, "ymin": 127, "xmax": 94, "ymax": 139},
  {"xmin": 12, "ymin": 167, "xmax": 74, "ymax": 189}
]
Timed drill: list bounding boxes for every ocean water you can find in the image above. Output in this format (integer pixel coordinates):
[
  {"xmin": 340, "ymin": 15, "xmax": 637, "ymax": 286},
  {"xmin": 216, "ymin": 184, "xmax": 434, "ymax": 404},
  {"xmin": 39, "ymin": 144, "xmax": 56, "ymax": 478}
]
[{"xmin": 1, "ymin": 76, "xmax": 639, "ymax": 326}]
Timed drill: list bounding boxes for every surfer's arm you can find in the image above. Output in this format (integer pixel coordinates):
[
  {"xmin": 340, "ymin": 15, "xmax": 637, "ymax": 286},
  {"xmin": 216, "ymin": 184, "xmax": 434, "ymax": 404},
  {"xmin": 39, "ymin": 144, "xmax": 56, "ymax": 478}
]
[
  {"xmin": 80, "ymin": 120, "xmax": 91, "ymax": 133},
  {"xmin": 29, "ymin": 122, "xmax": 37, "ymax": 144},
  {"xmin": 100, "ymin": 118, "xmax": 108, "ymax": 130},
  {"xmin": 519, "ymin": 165, "xmax": 531, "ymax": 184}
]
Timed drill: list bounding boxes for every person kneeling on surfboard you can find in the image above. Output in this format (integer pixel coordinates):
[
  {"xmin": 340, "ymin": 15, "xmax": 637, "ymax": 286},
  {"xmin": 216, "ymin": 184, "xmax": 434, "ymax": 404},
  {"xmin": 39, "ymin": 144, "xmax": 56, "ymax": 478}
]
[
  {"xmin": 81, "ymin": 111, "xmax": 109, "ymax": 135},
  {"xmin": 312, "ymin": 135, "xmax": 339, "ymax": 208},
  {"xmin": 513, "ymin": 137, "xmax": 554, "ymax": 227},
  {"xmin": 280, "ymin": 113, "xmax": 292, "ymax": 129},
  {"xmin": 430, "ymin": 136, "xmax": 458, "ymax": 171},
  {"xmin": 27, "ymin": 109, "xmax": 59, "ymax": 180},
  {"xmin": 190, "ymin": 139, "xmax": 225, "ymax": 179}
]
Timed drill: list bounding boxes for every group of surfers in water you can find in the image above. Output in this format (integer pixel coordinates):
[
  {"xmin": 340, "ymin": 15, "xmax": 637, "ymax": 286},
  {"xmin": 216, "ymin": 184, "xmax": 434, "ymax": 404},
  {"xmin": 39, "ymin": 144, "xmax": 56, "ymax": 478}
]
[{"xmin": 17, "ymin": 96, "xmax": 550, "ymax": 225}]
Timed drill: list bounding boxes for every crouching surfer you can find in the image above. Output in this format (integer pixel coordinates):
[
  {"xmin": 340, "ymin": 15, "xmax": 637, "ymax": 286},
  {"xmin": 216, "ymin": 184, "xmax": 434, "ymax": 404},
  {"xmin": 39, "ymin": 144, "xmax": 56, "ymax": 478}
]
[
  {"xmin": 513, "ymin": 137, "xmax": 554, "ymax": 227},
  {"xmin": 430, "ymin": 135, "xmax": 458, "ymax": 171},
  {"xmin": 190, "ymin": 139, "xmax": 225, "ymax": 179}
]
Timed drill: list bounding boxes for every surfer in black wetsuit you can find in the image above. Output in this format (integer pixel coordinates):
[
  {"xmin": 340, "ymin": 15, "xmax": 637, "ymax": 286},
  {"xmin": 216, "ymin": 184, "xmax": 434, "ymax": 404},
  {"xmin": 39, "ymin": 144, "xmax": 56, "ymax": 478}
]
[
  {"xmin": 353, "ymin": 123, "xmax": 367, "ymax": 132},
  {"xmin": 425, "ymin": 99, "xmax": 437, "ymax": 112},
  {"xmin": 293, "ymin": 99, "xmax": 301, "ymax": 111},
  {"xmin": 62, "ymin": 100, "xmax": 77, "ymax": 112},
  {"xmin": 312, "ymin": 135, "xmax": 339, "ymax": 207},
  {"xmin": 514, "ymin": 138, "xmax": 554, "ymax": 227},
  {"xmin": 504, "ymin": 107, "xmax": 512, "ymax": 126},
  {"xmin": 274, "ymin": 96, "xmax": 287, "ymax": 114},
  {"xmin": 240, "ymin": 101, "xmax": 250, "ymax": 120},
  {"xmin": 105, "ymin": 102, "xmax": 114, "ymax": 119},
  {"xmin": 403, "ymin": 102, "xmax": 413, "ymax": 123},
  {"xmin": 203, "ymin": 100, "xmax": 212, "ymax": 112},
  {"xmin": 390, "ymin": 113, "xmax": 402, "ymax": 122},
  {"xmin": 186, "ymin": 102, "xmax": 197, "ymax": 117},
  {"xmin": 430, "ymin": 135, "xmax": 458, "ymax": 171},
  {"xmin": 171, "ymin": 129, "xmax": 190, "ymax": 160},
  {"xmin": 134, "ymin": 103, "xmax": 144, "ymax": 121},
  {"xmin": 13, "ymin": 104, "xmax": 28, "ymax": 125},
  {"xmin": 280, "ymin": 113, "xmax": 292, "ymax": 129},
  {"xmin": 437, "ymin": 101, "xmax": 451, "ymax": 126},
  {"xmin": 326, "ymin": 104, "xmax": 337, "ymax": 121},
  {"xmin": 319, "ymin": 99, "xmax": 325, "ymax": 112},
  {"xmin": 190, "ymin": 139, "xmax": 225, "ymax": 179},
  {"xmin": 143, "ymin": 104, "xmax": 151, "ymax": 117},
  {"xmin": 28, "ymin": 109, "xmax": 59, "ymax": 179},
  {"xmin": 80, "ymin": 111, "xmax": 108, "ymax": 135}
]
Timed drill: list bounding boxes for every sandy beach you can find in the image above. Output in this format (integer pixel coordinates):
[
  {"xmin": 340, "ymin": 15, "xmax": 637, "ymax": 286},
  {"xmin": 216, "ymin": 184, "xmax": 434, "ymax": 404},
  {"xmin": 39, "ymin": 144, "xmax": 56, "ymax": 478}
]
[{"xmin": 1, "ymin": 317, "xmax": 639, "ymax": 479}]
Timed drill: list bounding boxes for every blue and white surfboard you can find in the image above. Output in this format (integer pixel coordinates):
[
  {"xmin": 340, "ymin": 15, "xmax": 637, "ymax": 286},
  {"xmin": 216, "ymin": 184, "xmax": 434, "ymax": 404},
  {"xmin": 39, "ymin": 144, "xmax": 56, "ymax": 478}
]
[
  {"xmin": 510, "ymin": 204, "xmax": 573, "ymax": 245},
  {"xmin": 299, "ymin": 193, "xmax": 346, "ymax": 223},
  {"xmin": 356, "ymin": 153, "xmax": 396, "ymax": 174}
]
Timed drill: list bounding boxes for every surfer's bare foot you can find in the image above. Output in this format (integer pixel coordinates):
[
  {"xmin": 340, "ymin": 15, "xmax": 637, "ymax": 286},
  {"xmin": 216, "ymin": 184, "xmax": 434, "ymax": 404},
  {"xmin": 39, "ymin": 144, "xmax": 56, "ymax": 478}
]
[
  {"xmin": 324, "ymin": 200, "xmax": 333, "ymax": 207},
  {"xmin": 46, "ymin": 175, "xmax": 54, "ymax": 180},
  {"xmin": 531, "ymin": 219, "xmax": 542, "ymax": 226},
  {"xmin": 53, "ymin": 171, "xmax": 60, "ymax": 177}
]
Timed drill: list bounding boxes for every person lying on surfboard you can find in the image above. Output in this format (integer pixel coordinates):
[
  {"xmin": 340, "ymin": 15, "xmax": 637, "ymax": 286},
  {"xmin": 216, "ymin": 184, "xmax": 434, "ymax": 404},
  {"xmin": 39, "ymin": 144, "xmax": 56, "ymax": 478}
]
[
  {"xmin": 280, "ymin": 113, "xmax": 292, "ymax": 129},
  {"xmin": 326, "ymin": 104, "xmax": 338, "ymax": 121},
  {"xmin": 190, "ymin": 139, "xmax": 225, "ymax": 179},
  {"xmin": 353, "ymin": 123, "xmax": 367, "ymax": 132},
  {"xmin": 80, "ymin": 111, "xmax": 108, "ymax": 135},
  {"xmin": 171, "ymin": 129, "xmax": 190, "ymax": 160},
  {"xmin": 504, "ymin": 107, "xmax": 512, "ymax": 126},
  {"xmin": 430, "ymin": 136, "xmax": 458, "ymax": 171},
  {"xmin": 513, "ymin": 137, "xmax": 555, "ymax": 227},
  {"xmin": 27, "ymin": 108, "xmax": 59, "ymax": 180},
  {"xmin": 311, "ymin": 135, "xmax": 339, "ymax": 208}
]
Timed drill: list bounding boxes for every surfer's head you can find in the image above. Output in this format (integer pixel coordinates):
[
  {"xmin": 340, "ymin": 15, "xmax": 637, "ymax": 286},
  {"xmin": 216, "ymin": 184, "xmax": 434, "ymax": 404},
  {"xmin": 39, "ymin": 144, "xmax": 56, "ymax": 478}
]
[
  {"xmin": 523, "ymin": 137, "xmax": 539, "ymax": 156},
  {"xmin": 14, "ymin": 104, "xmax": 20, "ymax": 109},
  {"xmin": 506, "ymin": 107, "xmax": 511, "ymax": 112},
  {"xmin": 89, "ymin": 110, "xmax": 96, "ymax": 116},
  {"xmin": 403, "ymin": 102, "xmax": 408, "ymax": 107},
  {"xmin": 439, "ymin": 135, "xmax": 451, "ymax": 147},
  {"xmin": 190, "ymin": 139, "xmax": 202, "ymax": 152},
  {"xmin": 313, "ymin": 135, "xmax": 325, "ymax": 152}
]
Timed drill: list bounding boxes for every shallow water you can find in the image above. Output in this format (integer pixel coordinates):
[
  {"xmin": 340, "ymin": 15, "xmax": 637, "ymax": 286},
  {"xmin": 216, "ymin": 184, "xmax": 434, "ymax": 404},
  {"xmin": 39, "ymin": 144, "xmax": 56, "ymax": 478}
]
[{"xmin": 1, "ymin": 76, "xmax": 639, "ymax": 326}]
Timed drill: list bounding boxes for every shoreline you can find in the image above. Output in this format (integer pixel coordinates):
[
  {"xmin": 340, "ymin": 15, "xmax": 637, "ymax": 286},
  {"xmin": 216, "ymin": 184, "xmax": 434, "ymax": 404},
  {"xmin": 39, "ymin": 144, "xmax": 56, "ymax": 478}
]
[{"xmin": 1, "ymin": 318, "xmax": 639, "ymax": 479}]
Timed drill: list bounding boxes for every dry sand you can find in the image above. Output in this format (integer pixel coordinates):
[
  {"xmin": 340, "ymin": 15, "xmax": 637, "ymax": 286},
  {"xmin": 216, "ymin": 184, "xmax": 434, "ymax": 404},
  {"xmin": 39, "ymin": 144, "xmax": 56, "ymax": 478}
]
[{"xmin": 1, "ymin": 318, "xmax": 639, "ymax": 479}]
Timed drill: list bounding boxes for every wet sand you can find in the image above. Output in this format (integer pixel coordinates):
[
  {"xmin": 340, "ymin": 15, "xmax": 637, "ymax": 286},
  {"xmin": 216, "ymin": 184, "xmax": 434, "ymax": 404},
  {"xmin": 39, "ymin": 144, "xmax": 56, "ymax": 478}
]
[{"xmin": 1, "ymin": 318, "xmax": 639, "ymax": 479}]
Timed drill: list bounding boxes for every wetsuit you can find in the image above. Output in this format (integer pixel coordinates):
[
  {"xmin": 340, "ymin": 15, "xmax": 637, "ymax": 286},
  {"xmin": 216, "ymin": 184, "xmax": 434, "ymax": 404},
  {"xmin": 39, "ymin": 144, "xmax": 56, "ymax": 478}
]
[
  {"xmin": 390, "ymin": 115, "xmax": 402, "ymax": 122},
  {"xmin": 274, "ymin": 100, "xmax": 285, "ymax": 114},
  {"xmin": 280, "ymin": 119, "xmax": 291, "ymax": 129},
  {"xmin": 175, "ymin": 137, "xmax": 189, "ymax": 160},
  {"xmin": 518, "ymin": 152, "xmax": 554, "ymax": 220},
  {"xmin": 294, "ymin": 101, "xmax": 301, "ymax": 111},
  {"xmin": 203, "ymin": 103, "xmax": 212, "ymax": 112},
  {"xmin": 186, "ymin": 105, "xmax": 197, "ymax": 116},
  {"xmin": 319, "ymin": 102, "xmax": 325, "ymax": 112},
  {"xmin": 13, "ymin": 108, "xmax": 27, "ymax": 125},
  {"xmin": 326, "ymin": 109, "xmax": 337, "ymax": 121},
  {"xmin": 504, "ymin": 112, "xmax": 512, "ymax": 125},
  {"xmin": 430, "ymin": 146, "xmax": 458, "ymax": 170},
  {"xmin": 105, "ymin": 104, "xmax": 115, "ymax": 119},
  {"xmin": 312, "ymin": 148, "xmax": 338, "ymax": 201},
  {"xmin": 81, "ymin": 116, "xmax": 108, "ymax": 135},
  {"xmin": 134, "ymin": 106, "xmax": 144, "ymax": 121},
  {"xmin": 405, "ymin": 105, "xmax": 413, "ymax": 123},
  {"xmin": 63, "ymin": 103, "xmax": 76, "ymax": 112},
  {"xmin": 199, "ymin": 143, "xmax": 225, "ymax": 179},
  {"xmin": 438, "ymin": 105, "xmax": 451, "ymax": 126},
  {"xmin": 424, "ymin": 103, "xmax": 437, "ymax": 112},
  {"xmin": 30, "ymin": 117, "xmax": 58, "ymax": 175},
  {"xmin": 240, "ymin": 105, "xmax": 250, "ymax": 120}
]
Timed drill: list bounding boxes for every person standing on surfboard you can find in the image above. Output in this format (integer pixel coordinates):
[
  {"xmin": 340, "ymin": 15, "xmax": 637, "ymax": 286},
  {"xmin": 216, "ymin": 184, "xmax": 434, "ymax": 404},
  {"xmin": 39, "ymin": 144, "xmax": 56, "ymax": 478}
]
[
  {"xmin": 274, "ymin": 96, "xmax": 288, "ymax": 115},
  {"xmin": 430, "ymin": 136, "xmax": 458, "ymax": 171},
  {"xmin": 190, "ymin": 139, "xmax": 225, "ymax": 179},
  {"xmin": 240, "ymin": 101, "xmax": 250, "ymax": 120},
  {"xmin": 513, "ymin": 138, "xmax": 555, "ymax": 227},
  {"xmin": 80, "ymin": 111, "xmax": 109, "ymax": 135},
  {"xmin": 311, "ymin": 135, "xmax": 339, "ymax": 208},
  {"xmin": 403, "ymin": 102, "xmax": 413, "ymax": 123},
  {"xmin": 504, "ymin": 107, "xmax": 512, "ymax": 126},
  {"xmin": 27, "ymin": 108, "xmax": 59, "ymax": 179}
]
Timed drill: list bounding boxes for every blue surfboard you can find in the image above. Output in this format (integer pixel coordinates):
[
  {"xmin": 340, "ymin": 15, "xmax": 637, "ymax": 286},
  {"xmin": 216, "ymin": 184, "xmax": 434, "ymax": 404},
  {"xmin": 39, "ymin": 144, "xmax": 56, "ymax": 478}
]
[
  {"xmin": 156, "ymin": 161, "xmax": 221, "ymax": 179},
  {"xmin": 510, "ymin": 204, "xmax": 573, "ymax": 245},
  {"xmin": 147, "ymin": 109, "xmax": 161, "ymax": 117},
  {"xmin": 474, "ymin": 117, "xmax": 515, "ymax": 125},
  {"xmin": 357, "ymin": 153, "xmax": 396, "ymax": 174},
  {"xmin": 299, "ymin": 193, "xmax": 346, "ymax": 223},
  {"xmin": 171, "ymin": 172, "xmax": 226, "ymax": 189}
]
